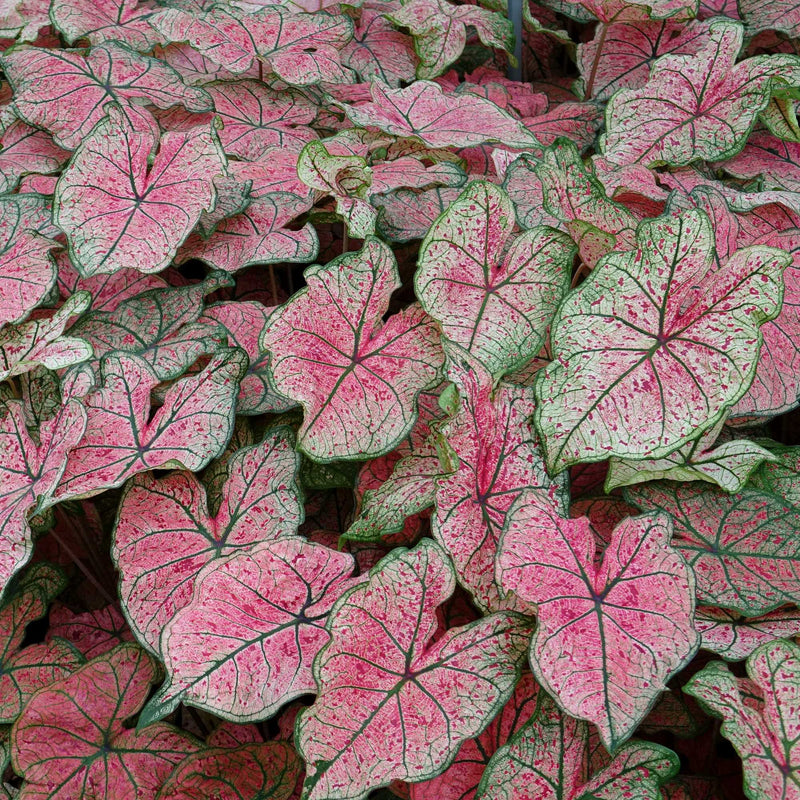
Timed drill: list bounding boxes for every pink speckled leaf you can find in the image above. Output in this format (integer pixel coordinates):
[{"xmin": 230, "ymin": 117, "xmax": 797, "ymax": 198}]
[
  {"xmin": 50, "ymin": 0, "xmax": 159, "ymax": 49},
  {"xmin": 0, "ymin": 401, "xmax": 86, "ymax": 597},
  {"xmin": 0, "ymin": 564, "xmax": 83, "ymax": 723},
  {"xmin": 0, "ymin": 120, "xmax": 69, "ymax": 195},
  {"xmin": 533, "ymin": 209, "xmax": 786, "ymax": 473},
  {"xmin": 374, "ymin": 187, "xmax": 462, "ymax": 243},
  {"xmin": 342, "ymin": 8, "xmax": 417, "ymax": 86},
  {"xmin": 10, "ymin": 644, "xmax": 201, "ymax": 800},
  {"xmin": 416, "ymin": 181, "xmax": 574, "ymax": 377},
  {"xmin": 625, "ymin": 481, "xmax": 800, "ymax": 615},
  {"xmin": 155, "ymin": 741, "xmax": 301, "ymax": 800},
  {"xmin": 602, "ymin": 20, "xmax": 800, "ymax": 166},
  {"xmin": 684, "ymin": 639, "xmax": 800, "ymax": 798},
  {"xmin": 56, "ymin": 348, "xmax": 247, "ymax": 500},
  {"xmin": 695, "ymin": 606, "xmax": 800, "ymax": 661},
  {"xmin": 475, "ymin": 693, "xmax": 679, "ymax": 800},
  {"xmin": 54, "ymin": 106, "xmax": 226, "ymax": 277},
  {"xmin": 498, "ymin": 492, "xmax": 699, "ymax": 750},
  {"xmin": 724, "ymin": 130, "xmax": 800, "ymax": 193},
  {"xmin": 296, "ymin": 539, "xmax": 532, "ymax": 800},
  {"xmin": 2, "ymin": 41, "xmax": 212, "ymax": 150},
  {"xmin": 47, "ymin": 603, "xmax": 134, "ymax": 660},
  {"xmin": 140, "ymin": 537, "xmax": 355, "ymax": 724},
  {"xmin": 342, "ymin": 82, "xmax": 540, "ymax": 149},
  {"xmin": 113, "ymin": 429, "xmax": 302, "ymax": 653},
  {"xmin": 149, "ymin": 5, "xmax": 354, "ymax": 85},
  {"xmin": 434, "ymin": 345, "xmax": 567, "ymax": 612},
  {"xmin": 177, "ymin": 193, "xmax": 318, "ymax": 273},
  {"xmin": 387, "ymin": 0, "xmax": 512, "ymax": 80},
  {"xmin": 739, "ymin": 0, "xmax": 800, "ymax": 36},
  {"xmin": 578, "ymin": 19, "xmax": 710, "ymax": 100},
  {"xmin": 260, "ymin": 237, "xmax": 444, "ymax": 462},
  {"xmin": 228, "ymin": 145, "xmax": 311, "ymax": 201},
  {"xmin": 559, "ymin": 0, "xmax": 696, "ymax": 22}
]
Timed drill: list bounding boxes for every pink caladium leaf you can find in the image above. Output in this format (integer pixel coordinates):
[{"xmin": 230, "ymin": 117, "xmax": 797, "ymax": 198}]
[
  {"xmin": 578, "ymin": 19, "xmax": 711, "ymax": 101},
  {"xmin": 140, "ymin": 537, "xmax": 355, "ymax": 724},
  {"xmin": 10, "ymin": 643, "xmax": 201, "ymax": 799},
  {"xmin": 739, "ymin": 0, "xmax": 800, "ymax": 36},
  {"xmin": 605, "ymin": 416, "xmax": 776, "ymax": 493},
  {"xmin": 533, "ymin": 209, "xmax": 787, "ymax": 473},
  {"xmin": 0, "ymin": 563, "xmax": 83, "ymax": 723},
  {"xmin": 408, "ymin": 672, "xmax": 539, "ymax": 800},
  {"xmin": 475, "ymin": 693, "xmax": 680, "ymax": 800},
  {"xmin": 601, "ymin": 19, "xmax": 800, "ymax": 167},
  {"xmin": 498, "ymin": 492, "xmax": 699, "ymax": 751},
  {"xmin": 49, "ymin": 0, "xmax": 160, "ymax": 49},
  {"xmin": 724, "ymin": 130, "xmax": 800, "ymax": 193},
  {"xmin": 153, "ymin": 42, "xmax": 260, "ymax": 85},
  {"xmin": 155, "ymin": 741, "xmax": 302, "ymax": 800},
  {"xmin": 342, "ymin": 8, "xmax": 417, "ymax": 86},
  {"xmin": 433, "ymin": 345, "xmax": 567, "ymax": 612},
  {"xmin": 0, "ymin": 293, "xmax": 93, "ymax": 382},
  {"xmin": 374, "ymin": 187, "xmax": 463, "ymax": 243},
  {"xmin": 684, "ymin": 639, "xmax": 800, "ymax": 798},
  {"xmin": 416, "ymin": 180, "xmax": 574, "ymax": 376},
  {"xmin": 342, "ymin": 82, "xmax": 541, "ymax": 149},
  {"xmin": 0, "ymin": 0, "xmax": 50, "ymax": 42},
  {"xmin": 387, "ymin": 0, "xmax": 513, "ymax": 80},
  {"xmin": 149, "ymin": 5, "xmax": 354, "ymax": 85},
  {"xmin": 557, "ymin": 0, "xmax": 697, "ymax": 22},
  {"xmin": 56, "ymin": 348, "xmax": 247, "ymax": 500},
  {"xmin": 625, "ymin": 481, "xmax": 800, "ymax": 615},
  {"xmin": 0, "ymin": 401, "xmax": 86, "ymax": 597},
  {"xmin": 47, "ymin": 602, "xmax": 134, "ymax": 660},
  {"xmin": 2, "ymin": 41, "xmax": 212, "ymax": 150},
  {"xmin": 113, "ymin": 429, "xmax": 303, "ymax": 653},
  {"xmin": 695, "ymin": 606, "xmax": 800, "ymax": 661},
  {"xmin": 0, "ymin": 120, "xmax": 69, "ymax": 195},
  {"xmin": 54, "ymin": 106, "xmax": 226, "ymax": 277},
  {"xmin": 228, "ymin": 145, "xmax": 311, "ymax": 201},
  {"xmin": 177, "ymin": 193, "xmax": 318, "ymax": 273},
  {"xmin": 260, "ymin": 237, "xmax": 444, "ymax": 462},
  {"xmin": 296, "ymin": 539, "xmax": 533, "ymax": 800}
]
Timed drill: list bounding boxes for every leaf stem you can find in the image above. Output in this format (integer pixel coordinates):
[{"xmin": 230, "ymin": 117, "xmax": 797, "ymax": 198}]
[{"xmin": 583, "ymin": 22, "xmax": 608, "ymax": 101}]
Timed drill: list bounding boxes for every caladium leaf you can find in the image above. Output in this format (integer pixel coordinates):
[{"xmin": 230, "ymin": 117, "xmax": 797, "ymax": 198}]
[
  {"xmin": 296, "ymin": 539, "xmax": 533, "ymax": 800},
  {"xmin": 602, "ymin": 20, "xmax": 800, "ymax": 166},
  {"xmin": 625, "ymin": 481, "xmax": 800, "ymax": 615},
  {"xmin": 342, "ymin": 8, "xmax": 417, "ymax": 86},
  {"xmin": 475, "ymin": 693, "xmax": 680, "ymax": 800},
  {"xmin": 739, "ymin": 0, "xmax": 800, "ymax": 36},
  {"xmin": 498, "ymin": 492, "xmax": 699, "ymax": 751},
  {"xmin": 49, "ymin": 0, "xmax": 160, "ymax": 49},
  {"xmin": 0, "ymin": 401, "xmax": 86, "ymax": 596},
  {"xmin": 387, "ymin": 0, "xmax": 512, "ymax": 80},
  {"xmin": 695, "ymin": 606, "xmax": 800, "ymax": 661},
  {"xmin": 684, "ymin": 639, "xmax": 800, "ymax": 798},
  {"xmin": 141, "ymin": 537, "xmax": 355, "ymax": 724},
  {"xmin": 228, "ymin": 145, "xmax": 311, "ymax": 201},
  {"xmin": 56, "ymin": 348, "xmax": 247, "ymax": 500},
  {"xmin": 2, "ymin": 41, "xmax": 212, "ymax": 150},
  {"xmin": 149, "ymin": 5, "xmax": 354, "ymax": 85},
  {"xmin": 533, "ymin": 209, "xmax": 787, "ymax": 473},
  {"xmin": 113, "ymin": 429, "xmax": 303, "ymax": 654},
  {"xmin": 260, "ymin": 237, "xmax": 444, "ymax": 462},
  {"xmin": 434, "ymin": 345, "xmax": 567, "ymax": 612},
  {"xmin": 10, "ymin": 643, "xmax": 201, "ymax": 799},
  {"xmin": 557, "ymin": 0, "xmax": 697, "ymax": 22},
  {"xmin": 342, "ymin": 82, "xmax": 541, "ymax": 149},
  {"xmin": 724, "ymin": 130, "xmax": 800, "ymax": 193},
  {"xmin": 0, "ymin": 563, "xmax": 83, "ymax": 723},
  {"xmin": 374, "ymin": 187, "xmax": 462, "ymax": 243},
  {"xmin": 605, "ymin": 417, "xmax": 776, "ymax": 492},
  {"xmin": 0, "ymin": 120, "xmax": 69, "ymax": 196},
  {"xmin": 416, "ymin": 181, "xmax": 574, "ymax": 376},
  {"xmin": 47, "ymin": 602, "xmax": 134, "ymax": 659},
  {"xmin": 177, "ymin": 193, "xmax": 318, "ymax": 273},
  {"xmin": 54, "ymin": 106, "xmax": 226, "ymax": 277},
  {"xmin": 155, "ymin": 741, "xmax": 302, "ymax": 800}
]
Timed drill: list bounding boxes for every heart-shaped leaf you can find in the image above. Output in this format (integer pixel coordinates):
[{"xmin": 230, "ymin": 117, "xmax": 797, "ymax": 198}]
[
  {"xmin": 533, "ymin": 209, "xmax": 786, "ymax": 473},
  {"xmin": 296, "ymin": 539, "xmax": 533, "ymax": 800},
  {"xmin": 56, "ymin": 348, "xmax": 247, "ymax": 500},
  {"xmin": 0, "ymin": 120, "xmax": 69, "ymax": 196},
  {"xmin": 54, "ymin": 106, "xmax": 226, "ymax": 276},
  {"xmin": 498, "ymin": 492, "xmax": 699, "ymax": 750},
  {"xmin": 10, "ymin": 644, "xmax": 201, "ymax": 799},
  {"xmin": 50, "ymin": 0, "xmax": 160, "ymax": 49},
  {"xmin": 47, "ymin": 602, "xmax": 134, "ymax": 660},
  {"xmin": 416, "ymin": 181, "xmax": 574, "ymax": 376},
  {"xmin": 113, "ymin": 429, "xmax": 302, "ymax": 653},
  {"xmin": 2, "ymin": 41, "xmax": 212, "ymax": 149},
  {"xmin": 260, "ymin": 237, "xmax": 444, "ymax": 462},
  {"xmin": 342, "ymin": 8, "xmax": 417, "ymax": 86},
  {"xmin": 141, "ymin": 537, "xmax": 355, "ymax": 724}
]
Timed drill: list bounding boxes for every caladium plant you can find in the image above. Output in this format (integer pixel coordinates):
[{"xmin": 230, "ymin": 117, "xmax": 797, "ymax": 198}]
[{"xmin": 1, "ymin": 0, "xmax": 800, "ymax": 797}]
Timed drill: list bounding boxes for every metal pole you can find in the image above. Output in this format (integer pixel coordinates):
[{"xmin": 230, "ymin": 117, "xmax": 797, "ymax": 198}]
[{"xmin": 507, "ymin": 0, "xmax": 523, "ymax": 81}]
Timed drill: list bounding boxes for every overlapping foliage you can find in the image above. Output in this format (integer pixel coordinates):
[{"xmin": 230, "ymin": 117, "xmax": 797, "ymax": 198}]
[{"xmin": 0, "ymin": 0, "xmax": 799, "ymax": 797}]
